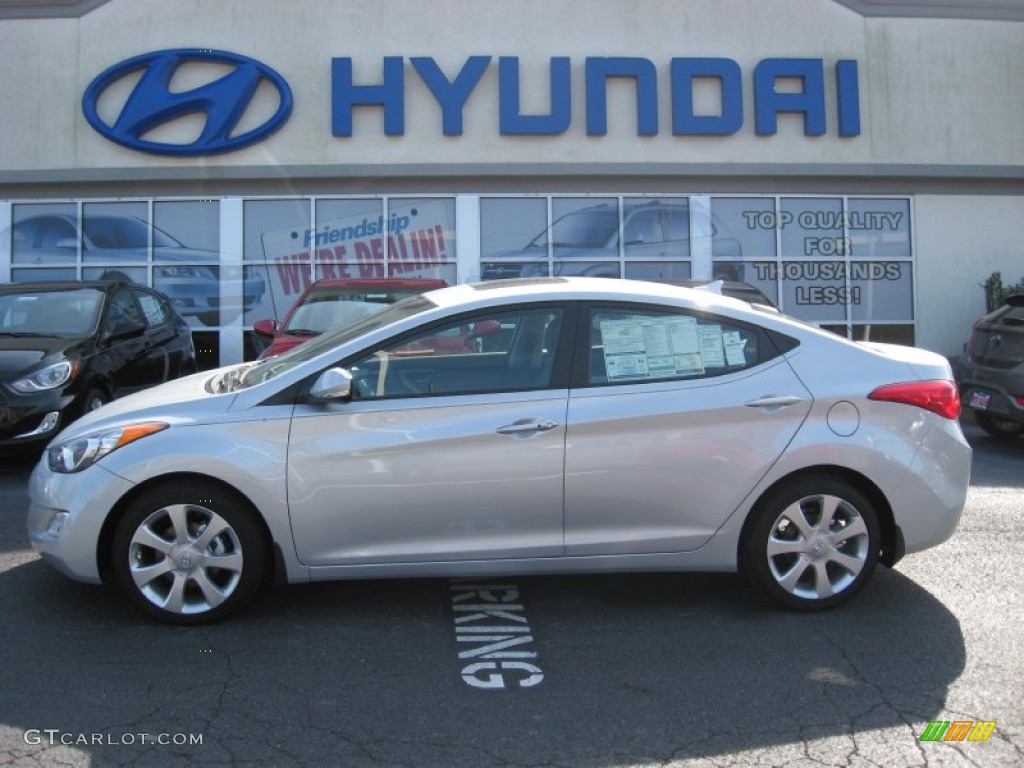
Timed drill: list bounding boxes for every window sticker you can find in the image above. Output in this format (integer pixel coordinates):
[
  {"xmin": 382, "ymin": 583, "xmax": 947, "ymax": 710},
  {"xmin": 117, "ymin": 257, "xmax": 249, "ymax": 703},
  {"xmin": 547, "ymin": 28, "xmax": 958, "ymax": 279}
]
[
  {"xmin": 698, "ymin": 325, "xmax": 726, "ymax": 367},
  {"xmin": 723, "ymin": 330, "xmax": 747, "ymax": 366},
  {"xmin": 600, "ymin": 316, "xmax": 709, "ymax": 381}
]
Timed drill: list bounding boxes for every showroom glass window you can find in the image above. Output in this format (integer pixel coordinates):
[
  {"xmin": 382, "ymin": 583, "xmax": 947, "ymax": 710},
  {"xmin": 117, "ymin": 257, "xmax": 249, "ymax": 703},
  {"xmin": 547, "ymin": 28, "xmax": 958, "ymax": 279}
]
[
  {"xmin": 10, "ymin": 202, "xmax": 80, "ymax": 281},
  {"xmin": 243, "ymin": 196, "xmax": 457, "ymax": 331},
  {"xmin": 709, "ymin": 196, "xmax": 914, "ymax": 344},
  {"xmin": 479, "ymin": 196, "xmax": 693, "ymax": 282}
]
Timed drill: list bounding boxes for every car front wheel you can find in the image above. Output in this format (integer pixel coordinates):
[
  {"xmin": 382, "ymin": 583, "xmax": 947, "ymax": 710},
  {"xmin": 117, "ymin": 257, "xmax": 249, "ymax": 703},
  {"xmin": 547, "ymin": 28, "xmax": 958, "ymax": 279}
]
[
  {"xmin": 742, "ymin": 476, "xmax": 880, "ymax": 611},
  {"xmin": 110, "ymin": 481, "xmax": 267, "ymax": 624},
  {"xmin": 81, "ymin": 387, "xmax": 108, "ymax": 414}
]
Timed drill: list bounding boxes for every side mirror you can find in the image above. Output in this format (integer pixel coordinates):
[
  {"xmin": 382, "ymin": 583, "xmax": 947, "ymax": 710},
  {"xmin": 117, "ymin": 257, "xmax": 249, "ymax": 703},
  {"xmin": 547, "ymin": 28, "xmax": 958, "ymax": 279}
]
[
  {"xmin": 309, "ymin": 367, "xmax": 352, "ymax": 401},
  {"xmin": 253, "ymin": 318, "xmax": 279, "ymax": 338},
  {"xmin": 106, "ymin": 317, "xmax": 146, "ymax": 341}
]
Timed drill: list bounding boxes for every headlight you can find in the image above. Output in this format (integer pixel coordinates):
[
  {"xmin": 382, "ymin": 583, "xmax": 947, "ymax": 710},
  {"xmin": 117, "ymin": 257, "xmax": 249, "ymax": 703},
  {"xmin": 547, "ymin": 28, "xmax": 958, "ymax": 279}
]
[
  {"xmin": 156, "ymin": 265, "xmax": 211, "ymax": 279},
  {"xmin": 10, "ymin": 360, "xmax": 78, "ymax": 393},
  {"xmin": 46, "ymin": 423, "xmax": 168, "ymax": 474}
]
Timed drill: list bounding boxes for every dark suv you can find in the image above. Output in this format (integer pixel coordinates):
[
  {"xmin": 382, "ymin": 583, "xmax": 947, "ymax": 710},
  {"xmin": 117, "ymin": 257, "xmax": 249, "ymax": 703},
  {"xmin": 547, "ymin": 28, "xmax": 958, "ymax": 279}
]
[{"xmin": 958, "ymin": 294, "xmax": 1024, "ymax": 438}]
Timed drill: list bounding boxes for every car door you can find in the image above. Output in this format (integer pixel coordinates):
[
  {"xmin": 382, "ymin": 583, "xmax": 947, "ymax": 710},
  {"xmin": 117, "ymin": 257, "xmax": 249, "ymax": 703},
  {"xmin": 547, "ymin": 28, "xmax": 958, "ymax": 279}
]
[
  {"xmin": 131, "ymin": 287, "xmax": 177, "ymax": 382},
  {"xmin": 287, "ymin": 304, "xmax": 571, "ymax": 567},
  {"xmin": 564, "ymin": 303, "xmax": 811, "ymax": 555},
  {"xmin": 101, "ymin": 287, "xmax": 163, "ymax": 395}
]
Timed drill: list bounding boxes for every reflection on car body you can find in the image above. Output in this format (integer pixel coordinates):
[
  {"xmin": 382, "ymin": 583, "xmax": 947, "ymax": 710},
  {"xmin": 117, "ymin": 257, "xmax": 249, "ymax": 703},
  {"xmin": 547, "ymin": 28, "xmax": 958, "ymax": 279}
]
[
  {"xmin": 27, "ymin": 277, "xmax": 970, "ymax": 624},
  {"xmin": 8, "ymin": 213, "xmax": 265, "ymax": 326},
  {"xmin": 253, "ymin": 278, "xmax": 447, "ymax": 358},
  {"xmin": 0, "ymin": 281, "xmax": 196, "ymax": 453}
]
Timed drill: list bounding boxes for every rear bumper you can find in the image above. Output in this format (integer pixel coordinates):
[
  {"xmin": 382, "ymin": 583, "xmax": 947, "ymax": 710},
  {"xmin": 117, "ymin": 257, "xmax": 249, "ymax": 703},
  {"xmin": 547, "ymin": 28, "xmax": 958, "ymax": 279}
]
[
  {"xmin": 890, "ymin": 416, "xmax": 972, "ymax": 555},
  {"xmin": 958, "ymin": 360, "xmax": 1024, "ymax": 425}
]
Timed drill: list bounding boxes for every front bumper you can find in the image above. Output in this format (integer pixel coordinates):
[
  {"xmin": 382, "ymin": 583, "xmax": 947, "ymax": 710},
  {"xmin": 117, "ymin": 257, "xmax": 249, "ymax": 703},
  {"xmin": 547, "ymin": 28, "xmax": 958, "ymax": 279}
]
[
  {"xmin": 27, "ymin": 460, "xmax": 135, "ymax": 583},
  {"xmin": 157, "ymin": 274, "xmax": 266, "ymax": 317},
  {"xmin": 0, "ymin": 386, "xmax": 74, "ymax": 450}
]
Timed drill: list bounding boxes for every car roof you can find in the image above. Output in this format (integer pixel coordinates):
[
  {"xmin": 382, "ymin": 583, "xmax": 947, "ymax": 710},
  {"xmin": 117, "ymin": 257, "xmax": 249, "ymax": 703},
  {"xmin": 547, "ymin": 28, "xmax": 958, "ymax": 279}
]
[{"xmin": 425, "ymin": 277, "xmax": 746, "ymax": 310}]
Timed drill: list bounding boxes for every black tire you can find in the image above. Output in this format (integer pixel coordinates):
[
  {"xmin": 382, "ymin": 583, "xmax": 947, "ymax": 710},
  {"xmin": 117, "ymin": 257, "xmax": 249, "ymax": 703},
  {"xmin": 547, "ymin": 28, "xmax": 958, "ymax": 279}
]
[
  {"xmin": 110, "ymin": 481, "xmax": 267, "ymax": 624},
  {"xmin": 974, "ymin": 412, "xmax": 1024, "ymax": 440},
  {"xmin": 81, "ymin": 386, "xmax": 108, "ymax": 415},
  {"xmin": 741, "ymin": 476, "xmax": 880, "ymax": 611}
]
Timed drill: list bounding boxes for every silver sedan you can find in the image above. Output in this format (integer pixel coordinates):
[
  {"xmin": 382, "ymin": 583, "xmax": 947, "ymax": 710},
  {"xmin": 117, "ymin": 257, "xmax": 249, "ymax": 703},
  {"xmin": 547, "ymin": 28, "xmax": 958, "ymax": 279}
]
[{"xmin": 27, "ymin": 278, "xmax": 971, "ymax": 623}]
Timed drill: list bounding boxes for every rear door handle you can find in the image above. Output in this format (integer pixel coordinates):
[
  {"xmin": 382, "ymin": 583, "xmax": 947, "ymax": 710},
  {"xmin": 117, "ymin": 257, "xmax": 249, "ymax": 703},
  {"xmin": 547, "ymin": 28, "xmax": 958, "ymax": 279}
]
[
  {"xmin": 496, "ymin": 419, "xmax": 559, "ymax": 435},
  {"xmin": 744, "ymin": 395, "xmax": 805, "ymax": 412}
]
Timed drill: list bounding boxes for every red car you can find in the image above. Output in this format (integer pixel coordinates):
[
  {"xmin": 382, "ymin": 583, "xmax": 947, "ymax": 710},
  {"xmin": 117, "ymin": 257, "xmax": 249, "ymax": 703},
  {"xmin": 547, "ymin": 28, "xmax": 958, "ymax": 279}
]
[{"xmin": 253, "ymin": 278, "xmax": 447, "ymax": 358}]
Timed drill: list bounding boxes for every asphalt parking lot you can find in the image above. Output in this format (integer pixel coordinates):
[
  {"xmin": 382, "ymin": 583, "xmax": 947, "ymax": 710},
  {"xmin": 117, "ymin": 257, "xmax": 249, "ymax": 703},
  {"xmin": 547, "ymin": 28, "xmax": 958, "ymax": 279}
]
[{"xmin": 0, "ymin": 414, "xmax": 1021, "ymax": 767}]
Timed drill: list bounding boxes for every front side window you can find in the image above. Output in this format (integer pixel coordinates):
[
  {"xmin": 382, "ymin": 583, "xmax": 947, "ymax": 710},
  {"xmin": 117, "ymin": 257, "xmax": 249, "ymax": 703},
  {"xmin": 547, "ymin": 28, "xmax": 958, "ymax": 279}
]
[
  {"xmin": 105, "ymin": 289, "xmax": 145, "ymax": 335},
  {"xmin": 586, "ymin": 306, "xmax": 768, "ymax": 385},
  {"xmin": 348, "ymin": 307, "xmax": 564, "ymax": 399}
]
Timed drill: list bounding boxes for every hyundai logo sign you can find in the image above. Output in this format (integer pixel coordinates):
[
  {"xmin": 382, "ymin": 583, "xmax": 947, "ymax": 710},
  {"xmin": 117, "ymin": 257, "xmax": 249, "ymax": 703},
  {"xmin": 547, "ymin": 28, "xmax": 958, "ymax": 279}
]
[{"xmin": 82, "ymin": 49, "xmax": 292, "ymax": 157}]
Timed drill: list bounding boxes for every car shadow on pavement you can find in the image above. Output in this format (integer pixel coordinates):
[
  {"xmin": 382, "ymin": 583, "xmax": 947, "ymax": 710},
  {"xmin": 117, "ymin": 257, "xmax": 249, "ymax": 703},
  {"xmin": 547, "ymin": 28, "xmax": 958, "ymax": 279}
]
[{"xmin": 0, "ymin": 555, "xmax": 965, "ymax": 766}]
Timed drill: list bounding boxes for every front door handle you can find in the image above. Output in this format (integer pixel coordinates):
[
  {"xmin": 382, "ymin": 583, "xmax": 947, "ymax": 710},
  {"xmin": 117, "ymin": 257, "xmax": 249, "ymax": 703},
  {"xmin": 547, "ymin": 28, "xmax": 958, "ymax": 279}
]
[{"xmin": 496, "ymin": 419, "xmax": 559, "ymax": 435}]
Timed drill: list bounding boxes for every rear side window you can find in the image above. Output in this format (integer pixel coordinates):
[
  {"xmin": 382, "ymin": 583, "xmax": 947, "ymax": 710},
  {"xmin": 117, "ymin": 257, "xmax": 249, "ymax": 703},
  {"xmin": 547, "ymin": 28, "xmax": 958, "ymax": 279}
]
[
  {"xmin": 584, "ymin": 305, "xmax": 782, "ymax": 386},
  {"xmin": 135, "ymin": 290, "xmax": 172, "ymax": 327}
]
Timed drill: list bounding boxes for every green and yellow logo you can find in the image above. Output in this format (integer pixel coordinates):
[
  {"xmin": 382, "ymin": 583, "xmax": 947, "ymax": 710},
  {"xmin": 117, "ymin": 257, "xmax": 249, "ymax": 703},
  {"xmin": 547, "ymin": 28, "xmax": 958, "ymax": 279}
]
[{"xmin": 920, "ymin": 720, "xmax": 997, "ymax": 742}]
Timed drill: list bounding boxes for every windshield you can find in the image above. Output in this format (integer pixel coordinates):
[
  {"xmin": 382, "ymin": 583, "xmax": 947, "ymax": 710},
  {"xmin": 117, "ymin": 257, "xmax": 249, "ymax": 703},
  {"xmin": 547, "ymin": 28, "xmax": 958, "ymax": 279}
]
[
  {"xmin": 0, "ymin": 288, "xmax": 104, "ymax": 337},
  {"xmin": 282, "ymin": 285, "xmax": 433, "ymax": 335},
  {"xmin": 82, "ymin": 216, "xmax": 182, "ymax": 249},
  {"xmin": 529, "ymin": 209, "xmax": 619, "ymax": 249},
  {"xmin": 240, "ymin": 295, "xmax": 436, "ymax": 388}
]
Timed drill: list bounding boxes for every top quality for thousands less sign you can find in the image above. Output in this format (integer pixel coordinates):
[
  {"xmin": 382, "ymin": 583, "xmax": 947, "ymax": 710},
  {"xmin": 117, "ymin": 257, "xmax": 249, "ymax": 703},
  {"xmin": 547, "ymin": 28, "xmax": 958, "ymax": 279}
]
[{"xmin": 261, "ymin": 200, "xmax": 455, "ymax": 298}]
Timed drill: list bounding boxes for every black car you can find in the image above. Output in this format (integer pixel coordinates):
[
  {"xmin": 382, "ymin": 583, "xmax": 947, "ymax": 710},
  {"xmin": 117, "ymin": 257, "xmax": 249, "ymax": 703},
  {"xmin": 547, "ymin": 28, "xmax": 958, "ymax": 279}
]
[
  {"xmin": 958, "ymin": 294, "xmax": 1024, "ymax": 439},
  {"xmin": 0, "ymin": 281, "xmax": 196, "ymax": 452}
]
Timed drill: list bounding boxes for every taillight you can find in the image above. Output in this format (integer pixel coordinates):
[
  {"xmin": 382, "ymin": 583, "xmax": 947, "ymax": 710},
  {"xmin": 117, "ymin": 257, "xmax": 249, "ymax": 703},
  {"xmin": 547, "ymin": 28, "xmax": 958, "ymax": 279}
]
[{"xmin": 868, "ymin": 380, "xmax": 961, "ymax": 420}]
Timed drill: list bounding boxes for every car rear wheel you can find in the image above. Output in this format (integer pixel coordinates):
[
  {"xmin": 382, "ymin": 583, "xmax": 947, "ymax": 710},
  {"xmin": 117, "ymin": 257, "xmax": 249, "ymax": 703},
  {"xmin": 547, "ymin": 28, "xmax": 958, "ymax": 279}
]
[
  {"xmin": 110, "ymin": 481, "xmax": 267, "ymax": 624},
  {"xmin": 742, "ymin": 476, "xmax": 880, "ymax": 611},
  {"xmin": 974, "ymin": 412, "xmax": 1024, "ymax": 439}
]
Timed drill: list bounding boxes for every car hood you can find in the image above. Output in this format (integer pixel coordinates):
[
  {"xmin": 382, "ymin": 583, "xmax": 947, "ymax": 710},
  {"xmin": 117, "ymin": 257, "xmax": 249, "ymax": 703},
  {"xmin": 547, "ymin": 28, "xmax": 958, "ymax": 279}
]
[
  {"xmin": 0, "ymin": 337, "xmax": 88, "ymax": 378},
  {"xmin": 48, "ymin": 367, "xmax": 243, "ymax": 442},
  {"xmin": 82, "ymin": 245, "xmax": 219, "ymax": 262}
]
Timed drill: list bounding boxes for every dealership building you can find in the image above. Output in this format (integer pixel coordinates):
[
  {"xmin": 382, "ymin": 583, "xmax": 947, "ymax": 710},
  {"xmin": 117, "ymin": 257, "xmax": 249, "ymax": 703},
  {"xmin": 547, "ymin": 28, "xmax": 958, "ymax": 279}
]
[{"xmin": 1, "ymin": 0, "xmax": 1022, "ymax": 367}]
